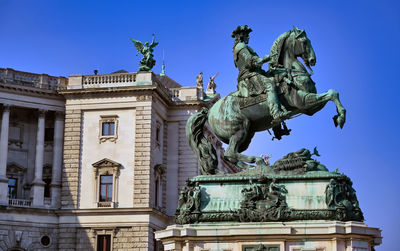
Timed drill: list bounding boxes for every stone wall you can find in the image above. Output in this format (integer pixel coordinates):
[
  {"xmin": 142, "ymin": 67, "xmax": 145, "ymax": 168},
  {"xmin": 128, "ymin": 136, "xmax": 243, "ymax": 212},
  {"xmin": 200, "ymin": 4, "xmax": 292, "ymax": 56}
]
[
  {"xmin": 75, "ymin": 228, "xmax": 92, "ymax": 250},
  {"xmin": 162, "ymin": 121, "xmax": 168, "ymax": 210},
  {"xmin": 0, "ymin": 221, "xmax": 58, "ymax": 250},
  {"xmin": 61, "ymin": 108, "xmax": 81, "ymax": 209},
  {"xmin": 58, "ymin": 225, "xmax": 156, "ymax": 251},
  {"xmin": 178, "ymin": 119, "xmax": 198, "ymax": 190},
  {"xmin": 58, "ymin": 227, "xmax": 77, "ymax": 251}
]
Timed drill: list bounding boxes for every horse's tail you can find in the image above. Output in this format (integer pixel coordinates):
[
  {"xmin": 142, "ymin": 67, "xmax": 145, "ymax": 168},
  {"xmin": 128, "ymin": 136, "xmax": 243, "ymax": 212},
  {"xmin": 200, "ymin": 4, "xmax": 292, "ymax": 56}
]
[{"xmin": 186, "ymin": 107, "xmax": 218, "ymax": 175}]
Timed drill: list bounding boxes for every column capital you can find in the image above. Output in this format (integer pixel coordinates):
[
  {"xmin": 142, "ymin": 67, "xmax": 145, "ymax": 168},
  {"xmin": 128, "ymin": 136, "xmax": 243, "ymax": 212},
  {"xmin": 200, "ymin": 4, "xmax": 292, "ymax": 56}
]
[
  {"xmin": 55, "ymin": 111, "xmax": 65, "ymax": 120},
  {"xmin": 2, "ymin": 104, "xmax": 11, "ymax": 111},
  {"xmin": 37, "ymin": 109, "xmax": 47, "ymax": 116}
]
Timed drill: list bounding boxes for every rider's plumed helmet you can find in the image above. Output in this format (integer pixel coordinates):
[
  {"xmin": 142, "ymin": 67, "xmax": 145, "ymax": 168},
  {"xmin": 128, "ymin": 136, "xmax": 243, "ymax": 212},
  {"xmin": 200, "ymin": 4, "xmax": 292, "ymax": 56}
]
[{"xmin": 231, "ymin": 25, "xmax": 252, "ymax": 38}]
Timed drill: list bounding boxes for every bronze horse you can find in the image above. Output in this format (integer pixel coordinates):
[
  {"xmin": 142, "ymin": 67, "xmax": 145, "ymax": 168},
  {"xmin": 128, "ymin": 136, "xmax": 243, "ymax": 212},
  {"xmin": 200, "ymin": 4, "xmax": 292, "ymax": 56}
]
[{"xmin": 186, "ymin": 27, "xmax": 346, "ymax": 175}]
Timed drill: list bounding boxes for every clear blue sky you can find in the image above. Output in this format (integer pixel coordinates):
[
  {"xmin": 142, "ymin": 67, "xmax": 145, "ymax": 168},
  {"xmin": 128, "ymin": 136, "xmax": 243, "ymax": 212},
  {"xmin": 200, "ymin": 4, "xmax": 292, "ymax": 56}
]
[{"xmin": 1, "ymin": 0, "xmax": 399, "ymax": 249}]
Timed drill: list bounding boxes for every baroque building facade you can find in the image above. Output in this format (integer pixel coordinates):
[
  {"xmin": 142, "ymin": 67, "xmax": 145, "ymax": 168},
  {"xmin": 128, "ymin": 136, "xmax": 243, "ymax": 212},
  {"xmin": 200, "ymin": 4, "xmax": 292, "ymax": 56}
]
[{"xmin": 0, "ymin": 68, "xmax": 231, "ymax": 251}]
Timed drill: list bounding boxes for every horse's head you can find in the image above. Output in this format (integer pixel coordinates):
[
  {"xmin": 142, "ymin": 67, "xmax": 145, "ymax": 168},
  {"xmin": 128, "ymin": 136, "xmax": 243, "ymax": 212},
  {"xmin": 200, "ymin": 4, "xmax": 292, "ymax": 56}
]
[{"xmin": 290, "ymin": 26, "xmax": 316, "ymax": 69}]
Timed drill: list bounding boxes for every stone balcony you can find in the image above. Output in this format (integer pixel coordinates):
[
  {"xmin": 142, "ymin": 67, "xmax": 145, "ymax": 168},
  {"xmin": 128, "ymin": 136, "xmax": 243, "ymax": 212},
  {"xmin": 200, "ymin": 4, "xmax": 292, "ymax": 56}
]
[
  {"xmin": 8, "ymin": 198, "xmax": 32, "ymax": 208},
  {"xmin": 8, "ymin": 197, "xmax": 54, "ymax": 208},
  {"xmin": 0, "ymin": 68, "xmax": 67, "ymax": 90}
]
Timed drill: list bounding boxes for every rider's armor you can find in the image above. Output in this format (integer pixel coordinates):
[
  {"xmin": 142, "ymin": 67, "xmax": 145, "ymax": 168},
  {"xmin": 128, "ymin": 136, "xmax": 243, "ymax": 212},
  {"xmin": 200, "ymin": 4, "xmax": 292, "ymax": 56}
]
[{"xmin": 233, "ymin": 42, "xmax": 289, "ymax": 121}]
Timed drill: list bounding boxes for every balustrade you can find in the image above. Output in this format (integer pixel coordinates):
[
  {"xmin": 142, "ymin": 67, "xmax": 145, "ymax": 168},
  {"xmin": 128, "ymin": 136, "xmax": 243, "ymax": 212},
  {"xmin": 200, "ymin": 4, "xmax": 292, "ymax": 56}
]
[
  {"xmin": 44, "ymin": 197, "xmax": 51, "ymax": 205},
  {"xmin": 8, "ymin": 198, "xmax": 32, "ymax": 207},
  {"xmin": 83, "ymin": 73, "xmax": 136, "ymax": 87},
  {"xmin": 97, "ymin": 201, "xmax": 112, "ymax": 208},
  {"xmin": 0, "ymin": 68, "xmax": 66, "ymax": 90}
]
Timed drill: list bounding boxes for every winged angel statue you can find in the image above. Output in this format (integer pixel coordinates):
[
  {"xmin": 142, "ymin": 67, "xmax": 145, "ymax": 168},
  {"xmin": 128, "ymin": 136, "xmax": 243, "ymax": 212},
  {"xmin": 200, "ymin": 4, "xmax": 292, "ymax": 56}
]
[{"xmin": 130, "ymin": 34, "xmax": 159, "ymax": 72}]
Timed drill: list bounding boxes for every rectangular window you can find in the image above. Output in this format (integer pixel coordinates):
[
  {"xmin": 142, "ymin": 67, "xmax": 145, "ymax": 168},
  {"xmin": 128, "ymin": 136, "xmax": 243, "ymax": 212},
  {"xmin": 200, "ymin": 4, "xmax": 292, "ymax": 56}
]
[
  {"xmin": 155, "ymin": 178, "xmax": 159, "ymax": 206},
  {"xmin": 43, "ymin": 178, "xmax": 51, "ymax": 198},
  {"xmin": 99, "ymin": 175, "xmax": 113, "ymax": 202},
  {"xmin": 97, "ymin": 235, "xmax": 111, "ymax": 251},
  {"xmin": 102, "ymin": 122, "xmax": 115, "ymax": 136},
  {"xmin": 45, "ymin": 128, "xmax": 54, "ymax": 142},
  {"xmin": 8, "ymin": 178, "xmax": 17, "ymax": 198},
  {"xmin": 156, "ymin": 126, "xmax": 160, "ymax": 142}
]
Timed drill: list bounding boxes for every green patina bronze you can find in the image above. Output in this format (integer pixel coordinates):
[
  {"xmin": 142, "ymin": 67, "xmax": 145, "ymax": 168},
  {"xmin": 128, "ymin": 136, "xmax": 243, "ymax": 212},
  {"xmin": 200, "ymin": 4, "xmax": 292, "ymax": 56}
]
[
  {"xmin": 178, "ymin": 26, "xmax": 362, "ymax": 224},
  {"xmin": 130, "ymin": 34, "xmax": 158, "ymax": 72},
  {"xmin": 186, "ymin": 26, "xmax": 346, "ymax": 175},
  {"xmin": 175, "ymin": 149, "xmax": 364, "ymax": 224}
]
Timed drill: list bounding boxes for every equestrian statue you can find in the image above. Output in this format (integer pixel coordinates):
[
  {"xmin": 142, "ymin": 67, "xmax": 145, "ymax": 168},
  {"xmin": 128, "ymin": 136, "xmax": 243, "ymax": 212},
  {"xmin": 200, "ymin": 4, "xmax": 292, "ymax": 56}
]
[{"xmin": 186, "ymin": 25, "xmax": 346, "ymax": 175}]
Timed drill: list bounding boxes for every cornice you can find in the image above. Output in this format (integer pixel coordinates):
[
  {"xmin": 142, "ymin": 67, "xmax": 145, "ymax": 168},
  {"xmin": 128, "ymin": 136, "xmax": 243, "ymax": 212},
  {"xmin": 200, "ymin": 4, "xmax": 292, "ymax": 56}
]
[
  {"xmin": 57, "ymin": 207, "xmax": 169, "ymax": 218},
  {"xmin": 0, "ymin": 81, "xmax": 62, "ymax": 97},
  {"xmin": 59, "ymin": 84, "xmax": 208, "ymax": 108}
]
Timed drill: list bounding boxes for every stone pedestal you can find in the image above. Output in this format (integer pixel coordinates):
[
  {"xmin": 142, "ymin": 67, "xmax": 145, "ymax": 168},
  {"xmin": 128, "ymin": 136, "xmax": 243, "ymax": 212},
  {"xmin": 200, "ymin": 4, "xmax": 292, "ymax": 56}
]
[{"xmin": 156, "ymin": 221, "xmax": 382, "ymax": 251}]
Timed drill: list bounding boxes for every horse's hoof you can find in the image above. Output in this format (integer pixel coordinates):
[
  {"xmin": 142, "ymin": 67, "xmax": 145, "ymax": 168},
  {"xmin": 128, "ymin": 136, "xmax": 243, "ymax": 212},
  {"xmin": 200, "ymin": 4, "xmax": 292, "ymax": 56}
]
[{"xmin": 333, "ymin": 115, "xmax": 338, "ymax": 127}]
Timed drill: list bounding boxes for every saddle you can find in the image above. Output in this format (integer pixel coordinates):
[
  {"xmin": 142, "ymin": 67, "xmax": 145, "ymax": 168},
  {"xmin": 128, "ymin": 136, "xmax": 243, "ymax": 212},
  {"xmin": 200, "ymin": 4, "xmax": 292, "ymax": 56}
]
[{"xmin": 237, "ymin": 93, "xmax": 267, "ymax": 109}]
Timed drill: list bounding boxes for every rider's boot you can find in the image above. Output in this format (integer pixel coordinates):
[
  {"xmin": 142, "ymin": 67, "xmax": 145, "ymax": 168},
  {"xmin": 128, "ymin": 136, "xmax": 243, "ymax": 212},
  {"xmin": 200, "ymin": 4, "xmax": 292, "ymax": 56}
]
[{"xmin": 267, "ymin": 88, "xmax": 290, "ymax": 124}]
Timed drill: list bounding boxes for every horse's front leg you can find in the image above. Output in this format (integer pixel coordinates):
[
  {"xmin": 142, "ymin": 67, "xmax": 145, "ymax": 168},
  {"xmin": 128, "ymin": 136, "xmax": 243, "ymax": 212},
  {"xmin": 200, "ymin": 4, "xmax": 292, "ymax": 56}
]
[
  {"xmin": 298, "ymin": 89, "xmax": 346, "ymax": 128},
  {"xmin": 326, "ymin": 89, "xmax": 346, "ymax": 128}
]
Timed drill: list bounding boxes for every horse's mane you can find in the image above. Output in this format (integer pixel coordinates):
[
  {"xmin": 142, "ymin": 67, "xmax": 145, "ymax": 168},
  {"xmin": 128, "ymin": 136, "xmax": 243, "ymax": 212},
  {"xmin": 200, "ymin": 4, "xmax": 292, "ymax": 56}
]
[{"xmin": 269, "ymin": 30, "xmax": 291, "ymax": 68}]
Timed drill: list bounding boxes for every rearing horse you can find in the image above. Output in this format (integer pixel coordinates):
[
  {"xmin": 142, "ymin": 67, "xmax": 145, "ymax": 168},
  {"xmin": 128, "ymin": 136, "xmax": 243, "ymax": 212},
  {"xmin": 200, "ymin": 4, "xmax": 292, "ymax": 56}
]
[{"xmin": 186, "ymin": 27, "xmax": 346, "ymax": 175}]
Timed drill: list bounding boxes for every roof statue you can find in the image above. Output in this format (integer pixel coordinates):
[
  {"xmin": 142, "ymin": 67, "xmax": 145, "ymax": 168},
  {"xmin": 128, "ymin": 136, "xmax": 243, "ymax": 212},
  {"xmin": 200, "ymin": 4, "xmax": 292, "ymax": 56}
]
[
  {"xmin": 130, "ymin": 34, "xmax": 159, "ymax": 72},
  {"xmin": 196, "ymin": 72, "xmax": 203, "ymax": 89},
  {"xmin": 206, "ymin": 72, "xmax": 218, "ymax": 94},
  {"xmin": 177, "ymin": 26, "xmax": 361, "ymax": 224}
]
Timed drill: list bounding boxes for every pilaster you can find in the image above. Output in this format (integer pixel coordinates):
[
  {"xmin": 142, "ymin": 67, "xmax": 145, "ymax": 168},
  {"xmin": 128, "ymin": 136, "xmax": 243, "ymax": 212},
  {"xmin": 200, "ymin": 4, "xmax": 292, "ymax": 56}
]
[
  {"xmin": 134, "ymin": 102, "xmax": 152, "ymax": 207},
  {"xmin": 61, "ymin": 108, "xmax": 81, "ymax": 209},
  {"xmin": 0, "ymin": 104, "xmax": 11, "ymax": 204}
]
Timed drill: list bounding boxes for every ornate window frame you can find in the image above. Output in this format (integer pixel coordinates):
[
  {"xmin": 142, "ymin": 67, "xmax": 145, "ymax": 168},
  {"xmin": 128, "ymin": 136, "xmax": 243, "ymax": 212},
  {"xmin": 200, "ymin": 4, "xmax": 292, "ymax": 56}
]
[
  {"xmin": 92, "ymin": 158, "xmax": 121, "ymax": 208},
  {"xmin": 92, "ymin": 228, "xmax": 117, "ymax": 251},
  {"xmin": 6, "ymin": 163, "xmax": 26, "ymax": 199},
  {"xmin": 99, "ymin": 115, "xmax": 118, "ymax": 143}
]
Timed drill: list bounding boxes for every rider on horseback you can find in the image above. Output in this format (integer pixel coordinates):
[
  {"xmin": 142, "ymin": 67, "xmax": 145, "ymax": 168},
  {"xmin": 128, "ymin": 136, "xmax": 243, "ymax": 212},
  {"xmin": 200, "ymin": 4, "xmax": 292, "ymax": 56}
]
[{"xmin": 232, "ymin": 25, "xmax": 290, "ymax": 123}]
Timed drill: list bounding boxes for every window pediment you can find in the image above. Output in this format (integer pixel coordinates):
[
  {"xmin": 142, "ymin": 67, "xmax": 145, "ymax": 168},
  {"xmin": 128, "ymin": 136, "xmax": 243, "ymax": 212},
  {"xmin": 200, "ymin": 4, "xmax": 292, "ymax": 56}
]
[
  {"xmin": 92, "ymin": 158, "xmax": 121, "ymax": 177},
  {"xmin": 7, "ymin": 162, "xmax": 26, "ymax": 175},
  {"xmin": 92, "ymin": 158, "xmax": 121, "ymax": 169},
  {"xmin": 92, "ymin": 158, "xmax": 121, "ymax": 208}
]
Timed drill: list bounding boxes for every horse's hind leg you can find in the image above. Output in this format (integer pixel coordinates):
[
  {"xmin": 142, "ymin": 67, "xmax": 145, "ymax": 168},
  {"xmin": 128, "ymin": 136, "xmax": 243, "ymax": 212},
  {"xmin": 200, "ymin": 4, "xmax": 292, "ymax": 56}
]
[{"xmin": 223, "ymin": 119, "xmax": 265, "ymax": 168}]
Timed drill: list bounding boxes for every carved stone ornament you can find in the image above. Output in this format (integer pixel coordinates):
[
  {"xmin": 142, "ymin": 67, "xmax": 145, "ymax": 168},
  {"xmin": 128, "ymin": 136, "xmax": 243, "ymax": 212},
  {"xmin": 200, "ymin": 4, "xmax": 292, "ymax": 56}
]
[
  {"xmin": 175, "ymin": 180, "xmax": 202, "ymax": 224},
  {"xmin": 136, "ymin": 95, "xmax": 152, "ymax": 101},
  {"xmin": 92, "ymin": 158, "xmax": 121, "ymax": 177}
]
